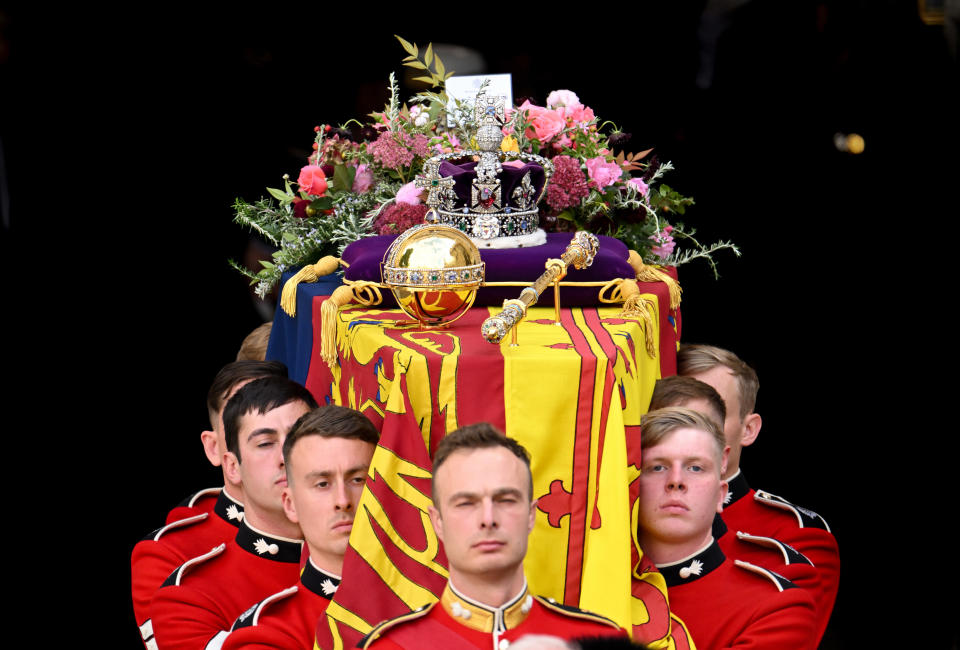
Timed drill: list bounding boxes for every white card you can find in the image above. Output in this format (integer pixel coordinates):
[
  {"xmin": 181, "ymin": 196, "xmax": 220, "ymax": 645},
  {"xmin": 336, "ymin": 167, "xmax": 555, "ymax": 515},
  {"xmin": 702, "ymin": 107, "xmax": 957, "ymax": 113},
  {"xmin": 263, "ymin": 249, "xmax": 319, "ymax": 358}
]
[{"xmin": 444, "ymin": 74, "xmax": 513, "ymax": 127}]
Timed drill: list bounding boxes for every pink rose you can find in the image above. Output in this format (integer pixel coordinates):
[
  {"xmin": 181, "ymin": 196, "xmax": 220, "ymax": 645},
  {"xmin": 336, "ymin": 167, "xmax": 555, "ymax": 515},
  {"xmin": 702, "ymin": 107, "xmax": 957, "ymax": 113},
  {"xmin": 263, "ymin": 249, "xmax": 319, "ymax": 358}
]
[
  {"xmin": 297, "ymin": 165, "xmax": 328, "ymax": 197},
  {"xmin": 567, "ymin": 104, "xmax": 596, "ymax": 124},
  {"xmin": 395, "ymin": 181, "xmax": 423, "ymax": 205},
  {"xmin": 352, "ymin": 163, "xmax": 374, "ymax": 194},
  {"xmin": 628, "ymin": 177, "xmax": 650, "ymax": 198},
  {"xmin": 531, "ymin": 108, "xmax": 567, "ymax": 142},
  {"xmin": 517, "ymin": 99, "xmax": 545, "ymax": 120},
  {"xmin": 546, "ymin": 89, "xmax": 581, "ymax": 109},
  {"xmin": 585, "ymin": 156, "xmax": 622, "ymax": 189}
]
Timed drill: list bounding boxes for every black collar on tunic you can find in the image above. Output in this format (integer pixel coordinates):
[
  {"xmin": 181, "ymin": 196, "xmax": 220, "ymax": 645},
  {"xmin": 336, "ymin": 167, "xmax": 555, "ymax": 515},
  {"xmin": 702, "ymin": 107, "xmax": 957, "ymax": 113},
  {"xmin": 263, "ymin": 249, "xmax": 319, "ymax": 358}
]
[
  {"xmin": 657, "ymin": 539, "xmax": 725, "ymax": 588},
  {"xmin": 725, "ymin": 470, "xmax": 751, "ymax": 507},
  {"xmin": 301, "ymin": 559, "xmax": 342, "ymax": 600},
  {"xmin": 213, "ymin": 489, "xmax": 245, "ymax": 528},
  {"xmin": 235, "ymin": 520, "xmax": 303, "ymax": 563}
]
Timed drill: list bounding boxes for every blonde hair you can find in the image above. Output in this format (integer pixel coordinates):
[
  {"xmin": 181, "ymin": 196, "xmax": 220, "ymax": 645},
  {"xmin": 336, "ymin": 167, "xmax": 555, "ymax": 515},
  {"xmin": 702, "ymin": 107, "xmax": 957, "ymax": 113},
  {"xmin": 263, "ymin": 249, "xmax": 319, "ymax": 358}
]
[
  {"xmin": 237, "ymin": 321, "xmax": 273, "ymax": 361},
  {"xmin": 640, "ymin": 407, "xmax": 726, "ymax": 465},
  {"xmin": 677, "ymin": 344, "xmax": 759, "ymax": 419}
]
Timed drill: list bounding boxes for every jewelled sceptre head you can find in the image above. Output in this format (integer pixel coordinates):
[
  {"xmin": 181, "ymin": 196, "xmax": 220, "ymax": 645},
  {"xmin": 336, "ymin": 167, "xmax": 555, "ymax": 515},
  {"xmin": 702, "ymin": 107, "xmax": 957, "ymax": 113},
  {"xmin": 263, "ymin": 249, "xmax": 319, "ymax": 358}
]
[{"xmin": 481, "ymin": 231, "xmax": 600, "ymax": 344}]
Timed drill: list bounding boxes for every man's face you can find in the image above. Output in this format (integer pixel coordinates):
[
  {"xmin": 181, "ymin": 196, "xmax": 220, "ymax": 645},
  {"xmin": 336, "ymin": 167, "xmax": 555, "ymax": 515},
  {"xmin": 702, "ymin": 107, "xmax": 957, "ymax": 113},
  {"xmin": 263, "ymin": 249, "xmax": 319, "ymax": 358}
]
[
  {"xmin": 689, "ymin": 366, "xmax": 746, "ymax": 473},
  {"xmin": 282, "ymin": 436, "xmax": 375, "ymax": 574},
  {"xmin": 637, "ymin": 427, "xmax": 725, "ymax": 557},
  {"xmin": 232, "ymin": 400, "xmax": 311, "ymax": 518},
  {"xmin": 429, "ymin": 446, "xmax": 536, "ymax": 585}
]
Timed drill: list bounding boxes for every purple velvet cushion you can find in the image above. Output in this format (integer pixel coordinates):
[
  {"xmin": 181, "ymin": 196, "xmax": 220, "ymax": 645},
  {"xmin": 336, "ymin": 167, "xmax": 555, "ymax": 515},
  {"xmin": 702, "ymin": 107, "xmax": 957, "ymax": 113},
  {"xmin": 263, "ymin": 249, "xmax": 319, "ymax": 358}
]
[{"xmin": 342, "ymin": 232, "xmax": 633, "ymax": 307}]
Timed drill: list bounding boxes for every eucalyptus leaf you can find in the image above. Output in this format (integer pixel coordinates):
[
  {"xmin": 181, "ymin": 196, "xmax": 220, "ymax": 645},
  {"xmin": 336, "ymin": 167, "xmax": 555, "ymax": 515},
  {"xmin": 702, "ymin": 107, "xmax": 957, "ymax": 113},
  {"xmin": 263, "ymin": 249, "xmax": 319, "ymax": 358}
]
[
  {"xmin": 267, "ymin": 187, "xmax": 292, "ymax": 202},
  {"xmin": 333, "ymin": 164, "xmax": 353, "ymax": 192},
  {"xmin": 424, "ymin": 43, "xmax": 433, "ymax": 67},
  {"xmin": 403, "ymin": 61, "xmax": 428, "ymax": 71}
]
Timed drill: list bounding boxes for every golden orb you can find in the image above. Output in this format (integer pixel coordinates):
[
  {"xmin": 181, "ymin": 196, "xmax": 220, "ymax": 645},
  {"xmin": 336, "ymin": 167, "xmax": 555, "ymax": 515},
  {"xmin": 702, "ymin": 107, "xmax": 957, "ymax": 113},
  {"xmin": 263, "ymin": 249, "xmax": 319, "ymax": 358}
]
[{"xmin": 381, "ymin": 224, "xmax": 485, "ymax": 327}]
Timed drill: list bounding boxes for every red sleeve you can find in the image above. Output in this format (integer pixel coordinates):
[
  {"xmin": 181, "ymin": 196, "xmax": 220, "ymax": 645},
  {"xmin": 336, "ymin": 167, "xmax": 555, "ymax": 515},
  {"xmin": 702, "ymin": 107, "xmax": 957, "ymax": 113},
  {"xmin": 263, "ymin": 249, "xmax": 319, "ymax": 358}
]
[
  {"xmin": 131, "ymin": 540, "xmax": 187, "ymax": 629},
  {"xmin": 151, "ymin": 584, "xmax": 233, "ymax": 650},
  {"xmin": 722, "ymin": 588, "xmax": 817, "ymax": 650},
  {"xmin": 773, "ymin": 525, "xmax": 840, "ymax": 642}
]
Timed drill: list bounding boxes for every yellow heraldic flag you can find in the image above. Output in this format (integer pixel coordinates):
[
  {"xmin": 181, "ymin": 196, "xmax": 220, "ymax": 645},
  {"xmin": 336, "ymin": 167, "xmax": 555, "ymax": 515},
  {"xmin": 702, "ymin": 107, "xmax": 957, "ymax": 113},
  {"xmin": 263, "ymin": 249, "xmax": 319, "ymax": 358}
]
[{"xmin": 312, "ymin": 304, "xmax": 691, "ymax": 649}]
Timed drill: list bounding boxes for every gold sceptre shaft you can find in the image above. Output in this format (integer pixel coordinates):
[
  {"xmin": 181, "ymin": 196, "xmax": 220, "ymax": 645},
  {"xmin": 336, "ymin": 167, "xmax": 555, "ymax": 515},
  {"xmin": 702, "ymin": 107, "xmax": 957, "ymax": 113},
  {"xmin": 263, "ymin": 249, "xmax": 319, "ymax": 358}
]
[{"xmin": 481, "ymin": 232, "xmax": 600, "ymax": 344}]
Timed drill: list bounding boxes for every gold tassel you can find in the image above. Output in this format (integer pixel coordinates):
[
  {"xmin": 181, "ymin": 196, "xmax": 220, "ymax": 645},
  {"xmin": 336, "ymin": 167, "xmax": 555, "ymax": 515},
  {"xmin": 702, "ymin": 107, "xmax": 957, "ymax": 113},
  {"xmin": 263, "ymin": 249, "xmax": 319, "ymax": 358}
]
[
  {"xmin": 613, "ymin": 279, "xmax": 656, "ymax": 359},
  {"xmin": 343, "ymin": 281, "xmax": 384, "ymax": 307},
  {"xmin": 597, "ymin": 278, "xmax": 657, "ymax": 359},
  {"xmin": 279, "ymin": 256, "xmax": 342, "ymax": 317},
  {"xmin": 627, "ymin": 250, "xmax": 682, "ymax": 310},
  {"xmin": 320, "ymin": 285, "xmax": 356, "ymax": 369}
]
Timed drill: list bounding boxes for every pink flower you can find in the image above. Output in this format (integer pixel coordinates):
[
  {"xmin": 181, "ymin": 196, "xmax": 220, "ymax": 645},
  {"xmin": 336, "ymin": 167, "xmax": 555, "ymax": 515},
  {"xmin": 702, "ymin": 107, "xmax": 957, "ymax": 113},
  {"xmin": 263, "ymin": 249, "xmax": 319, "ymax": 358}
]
[
  {"xmin": 297, "ymin": 165, "xmax": 328, "ymax": 197},
  {"xmin": 546, "ymin": 89, "xmax": 581, "ymax": 109},
  {"xmin": 374, "ymin": 202, "xmax": 429, "ymax": 235},
  {"xmin": 352, "ymin": 163, "xmax": 374, "ymax": 194},
  {"xmin": 545, "ymin": 155, "xmax": 590, "ymax": 211},
  {"xmin": 408, "ymin": 133, "xmax": 430, "ymax": 158},
  {"xmin": 368, "ymin": 131, "xmax": 415, "ymax": 170},
  {"xmin": 566, "ymin": 104, "xmax": 596, "ymax": 124},
  {"xmin": 395, "ymin": 181, "xmax": 423, "ymax": 205},
  {"xmin": 585, "ymin": 156, "xmax": 622, "ymax": 189},
  {"xmin": 531, "ymin": 108, "xmax": 566, "ymax": 142},
  {"xmin": 650, "ymin": 225, "xmax": 676, "ymax": 261},
  {"xmin": 628, "ymin": 177, "xmax": 650, "ymax": 198}
]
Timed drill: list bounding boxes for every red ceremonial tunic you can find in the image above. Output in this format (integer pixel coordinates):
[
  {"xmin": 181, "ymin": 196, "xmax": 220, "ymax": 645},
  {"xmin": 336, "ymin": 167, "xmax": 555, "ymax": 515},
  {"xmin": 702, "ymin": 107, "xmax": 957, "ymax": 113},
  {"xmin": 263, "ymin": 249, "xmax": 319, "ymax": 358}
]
[
  {"xmin": 660, "ymin": 539, "xmax": 817, "ymax": 650},
  {"xmin": 167, "ymin": 487, "xmax": 226, "ymax": 524},
  {"xmin": 719, "ymin": 470, "xmax": 840, "ymax": 643},
  {"xmin": 221, "ymin": 558, "xmax": 340, "ymax": 650},
  {"xmin": 150, "ymin": 519, "xmax": 303, "ymax": 650},
  {"xmin": 133, "ymin": 489, "xmax": 245, "ymax": 648},
  {"xmin": 361, "ymin": 581, "xmax": 627, "ymax": 650}
]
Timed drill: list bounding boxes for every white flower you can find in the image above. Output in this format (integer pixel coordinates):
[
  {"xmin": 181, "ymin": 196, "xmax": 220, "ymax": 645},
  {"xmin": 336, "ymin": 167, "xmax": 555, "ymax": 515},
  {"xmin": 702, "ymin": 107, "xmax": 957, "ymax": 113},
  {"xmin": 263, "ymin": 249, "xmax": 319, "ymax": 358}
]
[{"xmin": 546, "ymin": 89, "xmax": 580, "ymax": 109}]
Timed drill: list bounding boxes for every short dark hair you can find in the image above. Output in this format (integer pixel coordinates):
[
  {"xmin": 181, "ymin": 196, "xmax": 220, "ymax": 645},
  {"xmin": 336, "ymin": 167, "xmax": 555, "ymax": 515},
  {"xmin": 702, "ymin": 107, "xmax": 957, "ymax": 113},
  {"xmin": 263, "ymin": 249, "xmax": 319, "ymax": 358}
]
[
  {"xmin": 206, "ymin": 360, "xmax": 288, "ymax": 427},
  {"xmin": 283, "ymin": 405, "xmax": 380, "ymax": 476},
  {"xmin": 649, "ymin": 376, "xmax": 726, "ymax": 429},
  {"xmin": 431, "ymin": 422, "xmax": 533, "ymax": 503},
  {"xmin": 223, "ymin": 376, "xmax": 318, "ymax": 461}
]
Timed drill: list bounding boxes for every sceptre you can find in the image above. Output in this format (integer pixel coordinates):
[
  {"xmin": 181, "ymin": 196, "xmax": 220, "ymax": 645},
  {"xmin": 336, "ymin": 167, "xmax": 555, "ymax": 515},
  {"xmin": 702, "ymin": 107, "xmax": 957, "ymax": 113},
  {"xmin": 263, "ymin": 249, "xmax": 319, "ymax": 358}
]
[{"xmin": 481, "ymin": 231, "xmax": 600, "ymax": 344}]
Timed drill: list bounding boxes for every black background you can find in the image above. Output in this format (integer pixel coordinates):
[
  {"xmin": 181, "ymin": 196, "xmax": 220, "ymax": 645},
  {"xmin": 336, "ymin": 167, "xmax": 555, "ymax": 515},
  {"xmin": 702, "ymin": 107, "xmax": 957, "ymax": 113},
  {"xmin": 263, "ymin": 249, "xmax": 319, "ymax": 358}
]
[{"xmin": 3, "ymin": 2, "xmax": 958, "ymax": 646}]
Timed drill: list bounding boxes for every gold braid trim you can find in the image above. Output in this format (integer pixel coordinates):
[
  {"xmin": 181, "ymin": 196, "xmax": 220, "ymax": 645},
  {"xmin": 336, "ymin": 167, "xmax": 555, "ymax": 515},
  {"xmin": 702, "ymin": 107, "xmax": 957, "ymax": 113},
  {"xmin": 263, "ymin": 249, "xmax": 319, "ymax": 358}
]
[
  {"xmin": 342, "ymin": 280, "xmax": 384, "ymax": 307},
  {"xmin": 627, "ymin": 250, "xmax": 682, "ymax": 310},
  {"xmin": 279, "ymin": 256, "xmax": 342, "ymax": 317},
  {"xmin": 320, "ymin": 285, "xmax": 356, "ymax": 369}
]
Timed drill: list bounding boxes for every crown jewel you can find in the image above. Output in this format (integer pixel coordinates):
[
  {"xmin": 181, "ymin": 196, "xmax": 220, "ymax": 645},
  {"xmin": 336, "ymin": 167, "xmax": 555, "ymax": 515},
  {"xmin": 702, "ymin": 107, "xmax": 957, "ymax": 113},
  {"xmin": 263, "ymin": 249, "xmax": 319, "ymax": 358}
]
[{"xmin": 418, "ymin": 92, "xmax": 554, "ymax": 248}]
